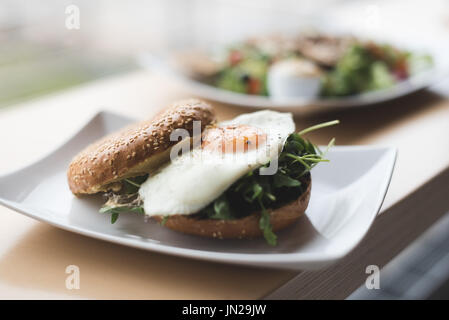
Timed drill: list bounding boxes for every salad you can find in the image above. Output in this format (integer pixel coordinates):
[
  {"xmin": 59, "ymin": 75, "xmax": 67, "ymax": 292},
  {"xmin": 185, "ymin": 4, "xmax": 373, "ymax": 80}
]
[{"xmin": 192, "ymin": 34, "xmax": 433, "ymax": 98}]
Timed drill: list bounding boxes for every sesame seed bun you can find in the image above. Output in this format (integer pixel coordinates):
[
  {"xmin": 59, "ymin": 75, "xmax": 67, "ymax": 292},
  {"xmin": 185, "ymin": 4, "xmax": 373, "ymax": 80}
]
[
  {"xmin": 153, "ymin": 174, "xmax": 311, "ymax": 240},
  {"xmin": 67, "ymin": 99, "xmax": 216, "ymax": 195}
]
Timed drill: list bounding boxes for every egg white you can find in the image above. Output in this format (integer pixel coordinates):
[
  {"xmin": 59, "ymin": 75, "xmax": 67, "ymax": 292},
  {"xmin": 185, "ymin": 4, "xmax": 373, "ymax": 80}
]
[{"xmin": 138, "ymin": 110, "xmax": 295, "ymax": 216}]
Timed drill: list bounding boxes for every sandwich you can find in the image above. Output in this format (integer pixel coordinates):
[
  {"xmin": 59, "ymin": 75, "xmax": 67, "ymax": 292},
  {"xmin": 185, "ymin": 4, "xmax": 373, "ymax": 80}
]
[{"xmin": 67, "ymin": 99, "xmax": 337, "ymax": 245}]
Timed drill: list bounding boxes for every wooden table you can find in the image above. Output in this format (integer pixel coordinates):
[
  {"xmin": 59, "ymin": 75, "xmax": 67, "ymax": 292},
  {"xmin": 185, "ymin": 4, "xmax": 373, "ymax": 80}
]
[{"xmin": 0, "ymin": 71, "xmax": 448, "ymax": 299}]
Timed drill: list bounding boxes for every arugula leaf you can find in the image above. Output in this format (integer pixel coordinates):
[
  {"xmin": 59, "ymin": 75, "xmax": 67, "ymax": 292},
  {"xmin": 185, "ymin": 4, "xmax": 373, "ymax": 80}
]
[
  {"xmin": 284, "ymin": 140, "xmax": 304, "ymax": 154},
  {"xmin": 111, "ymin": 211, "xmax": 119, "ymax": 224},
  {"xmin": 100, "ymin": 205, "xmax": 145, "ymax": 224},
  {"xmin": 244, "ymin": 183, "xmax": 263, "ymax": 203},
  {"xmin": 273, "ymin": 172, "xmax": 301, "ymax": 188},
  {"xmin": 99, "ymin": 205, "xmax": 145, "ymax": 215},
  {"xmin": 209, "ymin": 195, "xmax": 233, "ymax": 220},
  {"xmin": 258, "ymin": 200, "xmax": 277, "ymax": 246},
  {"xmin": 122, "ymin": 175, "xmax": 149, "ymax": 194},
  {"xmin": 161, "ymin": 215, "xmax": 169, "ymax": 226}
]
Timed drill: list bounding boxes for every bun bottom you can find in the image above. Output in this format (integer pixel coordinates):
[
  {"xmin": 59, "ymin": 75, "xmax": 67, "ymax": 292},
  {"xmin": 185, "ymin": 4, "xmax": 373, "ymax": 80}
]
[{"xmin": 153, "ymin": 175, "xmax": 311, "ymax": 240}]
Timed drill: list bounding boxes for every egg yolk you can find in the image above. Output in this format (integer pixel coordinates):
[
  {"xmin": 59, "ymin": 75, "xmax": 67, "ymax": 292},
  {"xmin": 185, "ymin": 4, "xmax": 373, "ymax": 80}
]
[{"xmin": 202, "ymin": 125, "xmax": 267, "ymax": 154}]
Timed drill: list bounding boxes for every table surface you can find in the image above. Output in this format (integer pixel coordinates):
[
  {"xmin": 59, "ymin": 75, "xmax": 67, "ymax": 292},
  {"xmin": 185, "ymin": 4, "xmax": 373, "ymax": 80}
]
[{"xmin": 1, "ymin": 70, "xmax": 449, "ymax": 299}]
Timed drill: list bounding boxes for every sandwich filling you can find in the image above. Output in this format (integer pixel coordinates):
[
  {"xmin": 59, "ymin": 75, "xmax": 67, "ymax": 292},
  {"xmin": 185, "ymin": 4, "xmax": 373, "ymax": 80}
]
[{"xmin": 100, "ymin": 111, "xmax": 338, "ymax": 245}]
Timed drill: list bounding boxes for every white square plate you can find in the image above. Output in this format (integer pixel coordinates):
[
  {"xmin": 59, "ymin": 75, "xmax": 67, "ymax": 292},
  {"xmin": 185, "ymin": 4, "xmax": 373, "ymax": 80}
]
[{"xmin": 0, "ymin": 111, "xmax": 396, "ymax": 270}]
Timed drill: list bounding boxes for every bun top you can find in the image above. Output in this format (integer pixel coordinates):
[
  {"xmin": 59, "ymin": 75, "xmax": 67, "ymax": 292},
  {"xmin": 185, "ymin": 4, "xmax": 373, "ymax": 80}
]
[{"xmin": 67, "ymin": 99, "xmax": 216, "ymax": 195}]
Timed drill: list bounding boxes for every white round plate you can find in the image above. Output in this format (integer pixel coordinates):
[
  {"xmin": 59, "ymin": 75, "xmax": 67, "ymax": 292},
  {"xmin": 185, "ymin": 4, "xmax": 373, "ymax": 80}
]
[{"xmin": 139, "ymin": 51, "xmax": 446, "ymax": 114}]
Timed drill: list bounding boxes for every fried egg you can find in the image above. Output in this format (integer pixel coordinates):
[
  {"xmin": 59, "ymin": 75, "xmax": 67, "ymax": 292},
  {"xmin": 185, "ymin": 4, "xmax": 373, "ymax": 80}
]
[{"xmin": 138, "ymin": 110, "xmax": 295, "ymax": 216}]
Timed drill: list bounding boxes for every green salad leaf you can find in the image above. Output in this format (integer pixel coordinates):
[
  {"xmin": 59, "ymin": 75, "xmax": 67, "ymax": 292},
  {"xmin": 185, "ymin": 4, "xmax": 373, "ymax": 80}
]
[
  {"xmin": 321, "ymin": 43, "xmax": 433, "ymax": 97},
  {"xmin": 259, "ymin": 200, "xmax": 277, "ymax": 246},
  {"xmin": 321, "ymin": 44, "xmax": 382, "ymax": 96},
  {"xmin": 100, "ymin": 205, "xmax": 144, "ymax": 224}
]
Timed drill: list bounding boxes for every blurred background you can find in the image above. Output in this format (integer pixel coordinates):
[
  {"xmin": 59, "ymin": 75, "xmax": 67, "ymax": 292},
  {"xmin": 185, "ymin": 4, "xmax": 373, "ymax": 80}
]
[{"xmin": 0, "ymin": 0, "xmax": 448, "ymax": 108}]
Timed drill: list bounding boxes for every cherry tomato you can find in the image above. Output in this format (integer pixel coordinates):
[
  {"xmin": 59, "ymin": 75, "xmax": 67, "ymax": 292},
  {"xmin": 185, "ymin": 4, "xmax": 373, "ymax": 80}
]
[
  {"xmin": 247, "ymin": 78, "xmax": 261, "ymax": 95},
  {"xmin": 229, "ymin": 50, "xmax": 243, "ymax": 66},
  {"xmin": 393, "ymin": 57, "xmax": 409, "ymax": 80}
]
